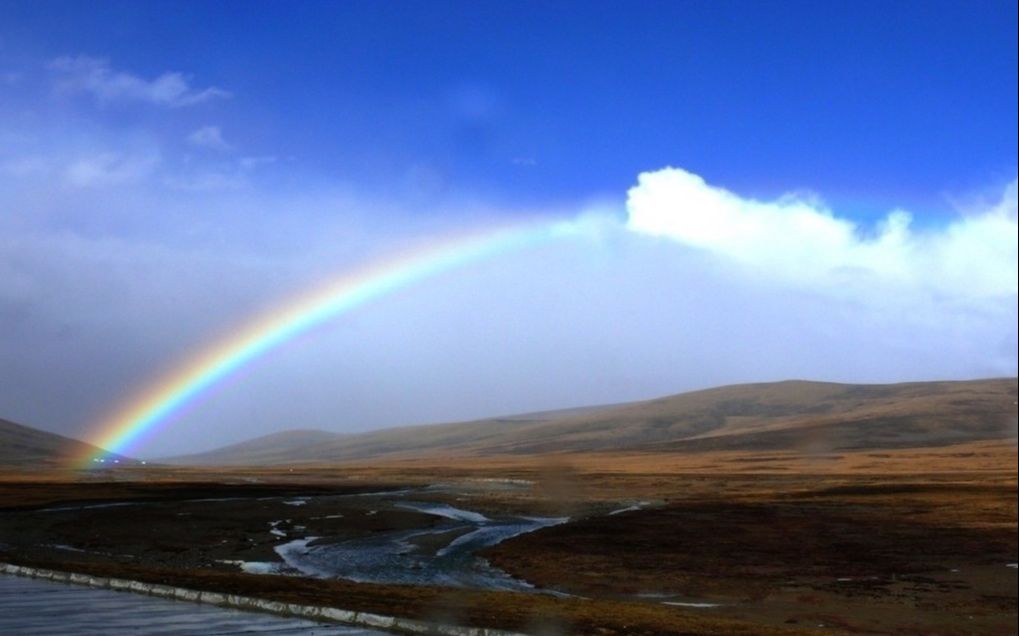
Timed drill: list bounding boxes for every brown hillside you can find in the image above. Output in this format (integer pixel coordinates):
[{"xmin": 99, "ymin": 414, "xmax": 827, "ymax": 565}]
[
  {"xmin": 0, "ymin": 417, "xmax": 130, "ymax": 468},
  {"xmin": 165, "ymin": 378, "xmax": 1018, "ymax": 465}
]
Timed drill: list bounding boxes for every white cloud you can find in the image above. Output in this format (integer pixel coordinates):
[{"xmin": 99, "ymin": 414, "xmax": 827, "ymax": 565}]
[
  {"xmin": 238, "ymin": 155, "xmax": 277, "ymax": 170},
  {"xmin": 163, "ymin": 171, "xmax": 245, "ymax": 191},
  {"xmin": 65, "ymin": 151, "xmax": 160, "ymax": 186},
  {"xmin": 186, "ymin": 125, "xmax": 232, "ymax": 151},
  {"xmin": 626, "ymin": 167, "xmax": 1018, "ymax": 299},
  {"xmin": 163, "ymin": 155, "xmax": 277, "ymax": 191},
  {"xmin": 49, "ymin": 56, "xmax": 231, "ymax": 107}
]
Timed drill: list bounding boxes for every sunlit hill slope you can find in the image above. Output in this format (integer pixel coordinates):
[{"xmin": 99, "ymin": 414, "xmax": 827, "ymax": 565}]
[{"xmin": 163, "ymin": 378, "xmax": 1018, "ymax": 465}]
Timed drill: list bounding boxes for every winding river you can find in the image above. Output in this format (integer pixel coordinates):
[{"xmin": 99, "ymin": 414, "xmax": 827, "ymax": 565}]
[{"xmin": 274, "ymin": 499, "xmax": 567, "ymax": 590}]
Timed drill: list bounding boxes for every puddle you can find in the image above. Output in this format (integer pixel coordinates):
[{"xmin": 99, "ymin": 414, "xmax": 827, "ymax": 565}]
[
  {"xmin": 44, "ymin": 544, "xmax": 86, "ymax": 553},
  {"xmin": 396, "ymin": 501, "xmax": 489, "ymax": 523},
  {"xmin": 40, "ymin": 501, "xmax": 148, "ymax": 513},
  {"xmin": 636, "ymin": 592, "xmax": 721, "ymax": 608},
  {"xmin": 608, "ymin": 501, "xmax": 651, "ymax": 516},
  {"xmin": 218, "ymin": 559, "xmax": 283, "ymax": 575}
]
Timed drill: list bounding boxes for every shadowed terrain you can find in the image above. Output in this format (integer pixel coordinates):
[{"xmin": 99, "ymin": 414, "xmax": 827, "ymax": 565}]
[{"xmin": 0, "ymin": 417, "xmax": 131, "ymax": 469}]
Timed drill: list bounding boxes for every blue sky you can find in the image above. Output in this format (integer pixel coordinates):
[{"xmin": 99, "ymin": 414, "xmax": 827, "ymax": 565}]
[
  {"xmin": 4, "ymin": 0, "xmax": 1016, "ymax": 208},
  {"xmin": 0, "ymin": 1, "xmax": 1016, "ymax": 455}
]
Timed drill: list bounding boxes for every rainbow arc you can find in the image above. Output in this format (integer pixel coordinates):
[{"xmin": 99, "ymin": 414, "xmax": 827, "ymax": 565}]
[{"xmin": 84, "ymin": 220, "xmax": 570, "ymax": 463}]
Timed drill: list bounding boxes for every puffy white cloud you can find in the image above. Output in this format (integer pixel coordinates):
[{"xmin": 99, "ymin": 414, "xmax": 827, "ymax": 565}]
[
  {"xmin": 626, "ymin": 167, "xmax": 1018, "ymax": 299},
  {"xmin": 186, "ymin": 125, "xmax": 232, "ymax": 151},
  {"xmin": 49, "ymin": 56, "xmax": 230, "ymax": 107}
]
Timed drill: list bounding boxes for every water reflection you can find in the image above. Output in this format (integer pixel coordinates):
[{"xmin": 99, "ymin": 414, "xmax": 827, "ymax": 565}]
[{"xmin": 0, "ymin": 575, "xmax": 389, "ymax": 635}]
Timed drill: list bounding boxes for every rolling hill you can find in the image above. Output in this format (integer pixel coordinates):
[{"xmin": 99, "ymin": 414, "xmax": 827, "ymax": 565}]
[
  {"xmin": 164, "ymin": 377, "xmax": 1018, "ymax": 465},
  {"xmin": 0, "ymin": 417, "xmax": 131, "ymax": 469}
]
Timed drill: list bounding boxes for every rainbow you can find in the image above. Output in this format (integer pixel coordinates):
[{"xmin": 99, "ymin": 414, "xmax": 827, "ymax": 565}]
[{"xmin": 84, "ymin": 219, "xmax": 572, "ymax": 463}]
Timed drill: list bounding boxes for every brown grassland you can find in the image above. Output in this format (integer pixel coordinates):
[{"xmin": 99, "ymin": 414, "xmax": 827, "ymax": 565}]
[{"xmin": 0, "ymin": 438, "xmax": 1015, "ymax": 635}]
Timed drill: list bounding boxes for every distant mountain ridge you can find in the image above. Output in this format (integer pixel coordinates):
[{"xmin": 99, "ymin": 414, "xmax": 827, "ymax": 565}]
[
  {"xmin": 163, "ymin": 429, "xmax": 341, "ymax": 466},
  {"xmin": 163, "ymin": 378, "xmax": 1018, "ymax": 466}
]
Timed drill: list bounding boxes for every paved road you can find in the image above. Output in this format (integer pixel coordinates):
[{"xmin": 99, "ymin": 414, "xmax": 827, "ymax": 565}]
[{"xmin": 0, "ymin": 574, "xmax": 389, "ymax": 635}]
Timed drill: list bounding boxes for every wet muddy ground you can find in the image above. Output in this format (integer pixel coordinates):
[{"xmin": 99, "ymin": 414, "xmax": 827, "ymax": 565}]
[
  {"xmin": 488, "ymin": 484, "xmax": 1018, "ymax": 635},
  {"xmin": 0, "ymin": 482, "xmax": 564, "ymax": 591}
]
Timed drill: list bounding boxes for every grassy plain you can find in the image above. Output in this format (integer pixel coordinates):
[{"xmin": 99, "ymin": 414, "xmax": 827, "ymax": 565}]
[{"xmin": 1, "ymin": 439, "xmax": 1015, "ymax": 635}]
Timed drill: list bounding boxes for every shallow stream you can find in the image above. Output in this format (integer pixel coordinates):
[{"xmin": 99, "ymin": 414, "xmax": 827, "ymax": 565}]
[{"xmin": 273, "ymin": 499, "xmax": 567, "ymax": 590}]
